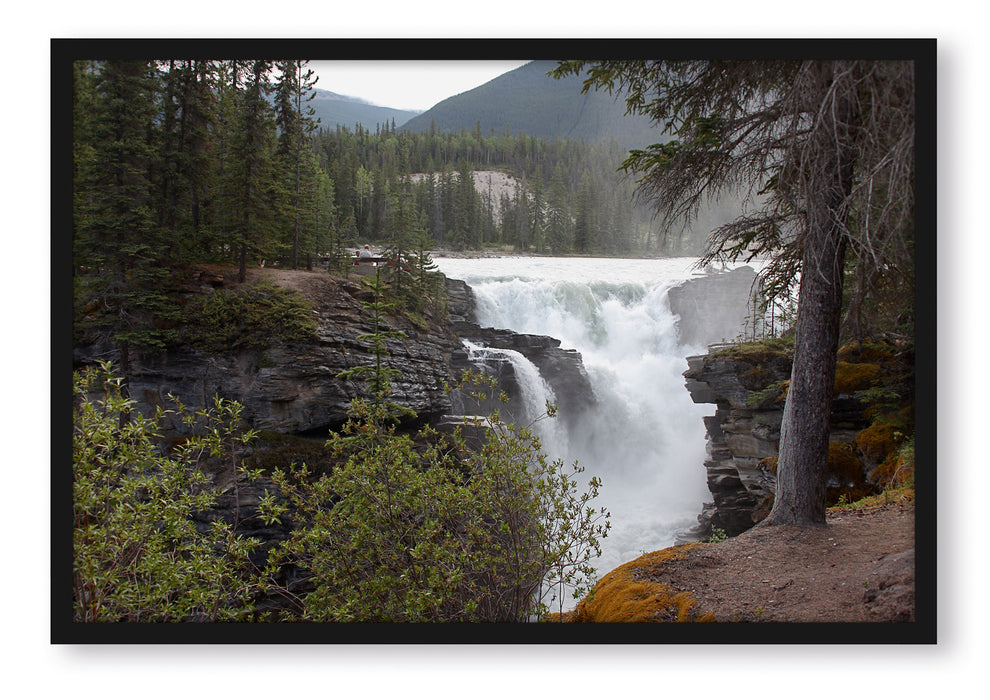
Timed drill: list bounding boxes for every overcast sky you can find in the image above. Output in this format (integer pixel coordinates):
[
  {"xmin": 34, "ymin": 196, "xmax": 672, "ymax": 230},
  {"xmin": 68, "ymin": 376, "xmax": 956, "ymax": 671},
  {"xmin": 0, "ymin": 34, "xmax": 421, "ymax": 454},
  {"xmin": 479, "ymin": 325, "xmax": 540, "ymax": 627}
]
[{"xmin": 308, "ymin": 60, "xmax": 531, "ymax": 112}]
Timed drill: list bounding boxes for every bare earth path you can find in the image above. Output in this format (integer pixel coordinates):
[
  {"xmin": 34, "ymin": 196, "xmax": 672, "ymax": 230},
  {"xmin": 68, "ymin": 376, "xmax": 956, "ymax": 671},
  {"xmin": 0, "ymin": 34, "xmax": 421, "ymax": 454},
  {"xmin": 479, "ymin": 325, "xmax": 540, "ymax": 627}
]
[{"xmin": 645, "ymin": 502, "xmax": 915, "ymax": 622}]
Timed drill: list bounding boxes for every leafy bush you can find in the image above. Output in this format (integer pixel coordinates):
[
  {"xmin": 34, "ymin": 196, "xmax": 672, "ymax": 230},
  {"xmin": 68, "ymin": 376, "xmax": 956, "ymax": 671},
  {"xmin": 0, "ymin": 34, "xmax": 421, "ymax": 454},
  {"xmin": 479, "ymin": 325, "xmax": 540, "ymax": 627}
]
[
  {"xmin": 259, "ymin": 269, "xmax": 610, "ymax": 622},
  {"xmin": 72, "ymin": 362, "xmax": 265, "ymax": 622},
  {"xmin": 261, "ymin": 390, "xmax": 609, "ymax": 622}
]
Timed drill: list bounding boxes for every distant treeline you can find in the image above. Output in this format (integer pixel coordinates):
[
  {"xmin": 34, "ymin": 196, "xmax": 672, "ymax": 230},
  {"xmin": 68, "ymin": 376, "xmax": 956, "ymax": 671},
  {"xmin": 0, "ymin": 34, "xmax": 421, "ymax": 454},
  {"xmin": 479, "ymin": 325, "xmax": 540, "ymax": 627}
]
[{"xmin": 317, "ymin": 118, "xmax": 702, "ymax": 255}]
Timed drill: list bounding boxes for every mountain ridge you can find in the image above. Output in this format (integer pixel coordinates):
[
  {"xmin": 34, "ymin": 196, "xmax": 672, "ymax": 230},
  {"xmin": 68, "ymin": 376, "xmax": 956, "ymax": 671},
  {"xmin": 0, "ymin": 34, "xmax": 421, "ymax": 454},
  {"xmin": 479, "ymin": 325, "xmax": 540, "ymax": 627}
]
[
  {"xmin": 309, "ymin": 87, "xmax": 422, "ymax": 131},
  {"xmin": 397, "ymin": 60, "xmax": 666, "ymax": 149}
]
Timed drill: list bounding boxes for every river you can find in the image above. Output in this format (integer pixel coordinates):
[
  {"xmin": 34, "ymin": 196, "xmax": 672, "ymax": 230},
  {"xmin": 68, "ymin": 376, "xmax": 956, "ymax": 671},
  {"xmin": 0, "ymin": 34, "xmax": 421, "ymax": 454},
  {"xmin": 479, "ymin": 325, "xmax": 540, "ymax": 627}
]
[{"xmin": 434, "ymin": 255, "xmax": 733, "ymax": 606}]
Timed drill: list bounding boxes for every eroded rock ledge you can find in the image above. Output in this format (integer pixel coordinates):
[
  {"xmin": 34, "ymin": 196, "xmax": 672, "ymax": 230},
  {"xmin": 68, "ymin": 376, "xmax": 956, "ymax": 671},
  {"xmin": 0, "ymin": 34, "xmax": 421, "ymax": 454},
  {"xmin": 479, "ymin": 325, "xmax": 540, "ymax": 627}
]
[
  {"xmin": 680, "ymin": 342, "xmax": 893, "ymax": 541},
  {"xmin": 74, "ymin": 270, "xmax": 462, "ymax": 435},
  {"xmin": 73, "ymin": 269, "xmax": 596, "ymax": 442}
]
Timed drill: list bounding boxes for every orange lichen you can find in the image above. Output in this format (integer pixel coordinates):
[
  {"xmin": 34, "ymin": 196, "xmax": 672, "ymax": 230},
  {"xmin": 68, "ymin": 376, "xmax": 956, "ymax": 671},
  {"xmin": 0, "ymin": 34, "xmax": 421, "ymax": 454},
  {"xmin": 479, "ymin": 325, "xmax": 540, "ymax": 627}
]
[
  {"xmin": 825, "ymin": 441, "xmax": 873, "ymax": 504},
  {"xmin": 837, "ymin": 340, "xmax": 897, "ymax": 365},
  {"xmin": 556, "ymin": 544, "xmax": 714, "ymax": 623},
  {"xmin": 870, "ymin": 451, "xmax": 915, "ymax": 489},
  {"xmin": 828, "ymin": 441, "xmax": 865, "ymax": 481}
]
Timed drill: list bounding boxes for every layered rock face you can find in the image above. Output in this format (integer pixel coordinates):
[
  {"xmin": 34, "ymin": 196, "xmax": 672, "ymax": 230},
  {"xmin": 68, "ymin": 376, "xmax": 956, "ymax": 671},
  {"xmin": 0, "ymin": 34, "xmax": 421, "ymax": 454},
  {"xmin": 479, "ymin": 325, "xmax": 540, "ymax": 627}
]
[
  {"xmin": 74, "ymin": 271, "xmax": 463, "ymax": 436},
  {"xmin": 681, "ymin": 345, "xmax": 879, "ymax": 540},
  {"xmin": 681, "ymin": 350, "xmax": 791, "ymax": 538},
  {"xmin": 73, "ymin": 271, "xmax": 596, "ymax": 442}
]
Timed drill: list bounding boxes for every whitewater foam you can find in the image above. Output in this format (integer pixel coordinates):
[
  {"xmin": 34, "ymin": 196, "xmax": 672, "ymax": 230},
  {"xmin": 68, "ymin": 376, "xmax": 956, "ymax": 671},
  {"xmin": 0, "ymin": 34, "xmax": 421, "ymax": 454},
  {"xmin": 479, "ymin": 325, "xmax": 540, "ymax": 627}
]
[{"xmin": 437, "ymin": 257, "xmax": 720, "ymax": 598}]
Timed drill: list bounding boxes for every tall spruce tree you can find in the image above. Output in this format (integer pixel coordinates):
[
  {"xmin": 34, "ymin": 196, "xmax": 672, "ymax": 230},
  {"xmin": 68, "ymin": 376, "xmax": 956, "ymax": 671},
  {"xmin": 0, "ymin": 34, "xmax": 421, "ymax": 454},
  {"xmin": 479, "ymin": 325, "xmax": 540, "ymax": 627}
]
[
  {"xmin": 222, "ymin": 60, "xmax": 282, "ymax": 282},
  {"xmin": 275, "ymin": 59, "xmax": 322, "ymax": 268},
  {"xmin": 552, "ymin": 59, "xmax": 916, "ymax": 527}
]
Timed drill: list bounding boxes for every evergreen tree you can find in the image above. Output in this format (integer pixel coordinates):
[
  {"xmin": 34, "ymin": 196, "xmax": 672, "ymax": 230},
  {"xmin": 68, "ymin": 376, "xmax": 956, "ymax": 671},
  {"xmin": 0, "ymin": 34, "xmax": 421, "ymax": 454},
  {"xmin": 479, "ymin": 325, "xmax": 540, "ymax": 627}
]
[
  {"xmin": 545, "ymin": 165, "xmax": 572, "ymax": 254},
  {"xmin": 572, "ymin": 170, "xmax": 597, "ymax": 253},
  {"xmin": 74, "ymin": 60, "xmax": 178, "ymax": 365},
  {"xmin": 528, "ymin": 175, "xmax": 546, "ymax": 253},
  {"xmin": 222, "ymin": 60, "xmax": 282, "ymax": 282},
  {"xmin": 382, "ymin": 180, "xmax": 421, "ymax": 306},
  {"xmin": 553, "ymin": 59, "xmax": 917, "ymax": 527},
  {"xmin": 152, "ymin": 60, "xmax": 221, "ymax": 262},
  {"xmin": 274, "ymin": 60, "xmax": 332, "ymax": 269}
]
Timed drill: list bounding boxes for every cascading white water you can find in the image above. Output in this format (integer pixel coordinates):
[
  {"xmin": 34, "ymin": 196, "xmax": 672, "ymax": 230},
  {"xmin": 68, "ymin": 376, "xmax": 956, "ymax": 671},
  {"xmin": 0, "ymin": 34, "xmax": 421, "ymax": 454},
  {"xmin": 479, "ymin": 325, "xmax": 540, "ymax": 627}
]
[
  {"xmin": 462, "ymin": 340, "xmax": 557, "ymax": 421},
  {"xmin": 436, "ymin": 257, "xmax": 723, "ymax": 598},
  {"xmin": 459, "ymin": 339, "xmax": 568, "ymax": 454}
]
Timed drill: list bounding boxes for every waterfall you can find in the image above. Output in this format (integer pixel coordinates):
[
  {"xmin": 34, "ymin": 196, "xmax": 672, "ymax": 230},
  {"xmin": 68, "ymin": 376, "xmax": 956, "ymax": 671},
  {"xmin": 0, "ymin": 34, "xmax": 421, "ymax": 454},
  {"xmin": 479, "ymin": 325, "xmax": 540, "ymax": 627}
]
[
  {"xmin": 437, "ymin": 257, "xmax": 725, "ymax": 599},
  {"xmin": 462, "ymin": 339, "xmax": 558, "ymax": 424},
  {"xmin": 459, "ymin": 339, "xmax": 570, "ymax": 457}
]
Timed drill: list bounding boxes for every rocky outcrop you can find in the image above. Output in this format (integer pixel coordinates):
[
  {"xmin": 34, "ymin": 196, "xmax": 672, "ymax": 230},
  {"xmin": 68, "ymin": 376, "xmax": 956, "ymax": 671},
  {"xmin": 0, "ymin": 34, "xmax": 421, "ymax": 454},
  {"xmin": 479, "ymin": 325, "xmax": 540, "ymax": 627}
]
[
  {"xmin": 74, "ymin": 271, "xmax": 463, "ymax": 436},
  {"xmin": 73, "ymin": 270, "xmax": 596, "ymax": 442},
  {"xmin": 679, "ymin": 348, "xmax": 790, "ymax": 539},
  {"xmin": 667, "ymin": 266, "xmax": 760, "ymax": 348},
  {"xmin": 680, "ymin": 343, "xmax": 884, "ymax": 541}
]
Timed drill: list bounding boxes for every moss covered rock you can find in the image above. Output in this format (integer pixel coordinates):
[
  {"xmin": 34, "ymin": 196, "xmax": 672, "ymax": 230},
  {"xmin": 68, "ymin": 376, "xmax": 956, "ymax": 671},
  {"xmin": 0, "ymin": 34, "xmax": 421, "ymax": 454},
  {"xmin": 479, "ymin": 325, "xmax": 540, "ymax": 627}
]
[{"xmin": 553, "ymin": 544, "xmax": 714, "ymax": 623}]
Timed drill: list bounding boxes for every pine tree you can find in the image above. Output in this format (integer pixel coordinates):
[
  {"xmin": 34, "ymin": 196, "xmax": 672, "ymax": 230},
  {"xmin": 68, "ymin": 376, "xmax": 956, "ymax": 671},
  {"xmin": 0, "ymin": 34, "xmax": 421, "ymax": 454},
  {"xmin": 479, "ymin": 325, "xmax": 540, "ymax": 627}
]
[
  {"xmin": 545, "ymin": 165, "xmax": 571, "ymax": 254},
  {"xmin": 382, "ymin": 181, "xmax": 420, "ymax": 306},
  {"xmin": 274, "ymin": 60, "xmax": 322, "ymax": 268},
  {"xmin": 221, "ymin": 60, "xmax": 282, "ymax": 282}
]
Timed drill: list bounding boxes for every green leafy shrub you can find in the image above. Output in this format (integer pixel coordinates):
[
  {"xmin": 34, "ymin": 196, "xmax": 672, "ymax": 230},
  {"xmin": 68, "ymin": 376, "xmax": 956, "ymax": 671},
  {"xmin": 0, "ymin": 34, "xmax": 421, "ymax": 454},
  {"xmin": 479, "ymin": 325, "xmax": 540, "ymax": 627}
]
[
  {"xmin": 72, "ymin": 362, "xmax": 265, "ymax": 622},
  {"xmin": 262, "ymin": 394, "xmax": 609, "ymax": 622}
]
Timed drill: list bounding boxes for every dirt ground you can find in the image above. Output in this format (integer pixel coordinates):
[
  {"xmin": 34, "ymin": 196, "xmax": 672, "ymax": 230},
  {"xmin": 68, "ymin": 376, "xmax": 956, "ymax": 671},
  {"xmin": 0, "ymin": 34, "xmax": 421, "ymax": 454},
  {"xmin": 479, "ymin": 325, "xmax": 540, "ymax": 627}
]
[{"xmin": 642, "ymin": 502, "xmax": 916, "ymax": 622}]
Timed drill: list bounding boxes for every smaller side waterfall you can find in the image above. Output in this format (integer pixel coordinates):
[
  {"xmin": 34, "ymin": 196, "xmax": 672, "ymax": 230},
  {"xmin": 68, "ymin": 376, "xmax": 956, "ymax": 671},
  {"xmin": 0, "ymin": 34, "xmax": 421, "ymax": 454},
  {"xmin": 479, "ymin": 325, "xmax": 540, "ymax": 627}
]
[{"xmin": 459, "ymin": 340, "xmax": 569, "ymax": 456}]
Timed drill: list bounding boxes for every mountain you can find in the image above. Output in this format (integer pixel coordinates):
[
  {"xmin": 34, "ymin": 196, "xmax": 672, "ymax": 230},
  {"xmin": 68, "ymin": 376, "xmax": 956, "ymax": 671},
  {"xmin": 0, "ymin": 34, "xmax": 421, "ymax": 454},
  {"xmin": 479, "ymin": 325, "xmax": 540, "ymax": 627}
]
[
  {"xmin": 397, "ymin": 61, "xmax": 666, "ymax": 149},
  {"xmin": 308, "ymin": 88, "xmax": 422, "ymax": 132}
]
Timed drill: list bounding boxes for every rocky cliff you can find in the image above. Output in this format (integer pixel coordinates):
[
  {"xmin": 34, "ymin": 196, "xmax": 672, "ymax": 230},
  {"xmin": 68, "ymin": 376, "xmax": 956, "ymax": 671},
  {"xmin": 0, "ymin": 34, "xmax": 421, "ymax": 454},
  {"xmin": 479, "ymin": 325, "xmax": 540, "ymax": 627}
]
[
  {"xmin": 74, "ymin": 268, "xmax": 462, "ymax": 435},
  {"xmin": 73, "ymin": 267, "xmax": 596, "ymax": 444},
  {"xmin": 680, "ymin": 339, "xmax": 912, "ymax": 541}
]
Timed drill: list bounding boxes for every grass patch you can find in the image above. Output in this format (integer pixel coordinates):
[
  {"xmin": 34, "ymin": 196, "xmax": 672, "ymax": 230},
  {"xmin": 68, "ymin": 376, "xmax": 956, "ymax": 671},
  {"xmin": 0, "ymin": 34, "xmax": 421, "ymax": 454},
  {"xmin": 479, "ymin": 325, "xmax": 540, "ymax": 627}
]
[
  {"xmin": 710, "ymin": 336, "xmax": 794, "ymax": 364},
  {"xmin": 828, "ymin": 484, "xmax": 915, "ymax": 512},
  {"xmin": 182, "ymin": 280, "xmax": 318, "ymax": 355}
]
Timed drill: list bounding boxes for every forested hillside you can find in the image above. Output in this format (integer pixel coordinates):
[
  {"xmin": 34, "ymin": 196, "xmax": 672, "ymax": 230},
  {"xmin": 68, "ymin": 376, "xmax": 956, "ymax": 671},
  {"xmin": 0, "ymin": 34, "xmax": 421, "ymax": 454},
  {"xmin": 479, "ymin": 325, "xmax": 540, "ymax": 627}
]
[
  {"xmin": 72, "ymin": 58, "xmax": 718, "ymax": 356},
  {"xmin": 316, "ymin": 119, "xmax": 702, "ymax": 254},
  {"xmin": 399, "ymin": 61, "xmax": 662, "ymax": 149}
]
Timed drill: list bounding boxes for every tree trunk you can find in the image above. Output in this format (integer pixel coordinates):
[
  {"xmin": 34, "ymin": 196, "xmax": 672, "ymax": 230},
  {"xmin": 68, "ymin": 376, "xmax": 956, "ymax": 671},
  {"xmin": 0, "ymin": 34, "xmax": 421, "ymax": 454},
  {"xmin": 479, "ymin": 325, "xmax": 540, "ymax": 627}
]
[
  {"xmin": 238, "ymin": 241, "xmax": 247, "ymax": 283},
  {"xmin": 766, "ymin": 216, "xmax": 847, "ymax": 526},
  {"xmin": 766, "ymin": 62, "xmax": 856, "ymax": 527}
]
